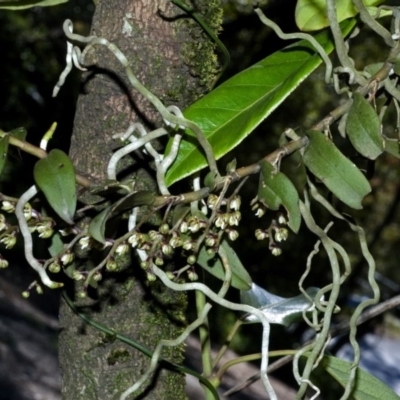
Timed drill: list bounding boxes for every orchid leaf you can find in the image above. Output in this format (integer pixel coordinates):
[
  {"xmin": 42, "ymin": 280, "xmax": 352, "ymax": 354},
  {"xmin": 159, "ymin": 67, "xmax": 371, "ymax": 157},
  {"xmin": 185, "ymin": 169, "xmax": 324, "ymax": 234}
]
[
  {"xmin": 316, "ymin": 355, "xmax": 400, "ymax": 400},
  {"xmin": 257, "ymin": 160, "xmax": 301, "ymax": 233},
  {"xmin": 346, "ymin": 93, "xmax": 383, "ymax": 160},
  {"xmin": 165, "ymin": 19, "xmax": 356, "ymax": 186},
  {"xmin": 303, "ymin": 131, "xmax": 371, "ymax": 209},
  {"xmin": 33, "ymin": 149, "xmax": 77, "ymax": 224}
]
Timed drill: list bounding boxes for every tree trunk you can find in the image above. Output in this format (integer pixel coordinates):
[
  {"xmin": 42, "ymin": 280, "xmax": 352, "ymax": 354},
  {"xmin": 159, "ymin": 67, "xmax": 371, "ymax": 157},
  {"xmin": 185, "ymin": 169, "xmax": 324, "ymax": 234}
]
[{"xmin": 58, "ymin": 0, "xmax": 221, "ymax": 399}]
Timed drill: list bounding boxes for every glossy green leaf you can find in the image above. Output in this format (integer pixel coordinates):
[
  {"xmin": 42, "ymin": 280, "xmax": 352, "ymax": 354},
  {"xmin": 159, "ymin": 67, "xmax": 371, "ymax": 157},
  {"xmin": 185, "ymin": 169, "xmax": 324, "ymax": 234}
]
[
  {"xmin": 295, "ymin": 0, "xmax": 382, "ymax": 31},
  {"xmin": 0, "ymin": 135, "xmax": 10, "ymax": 177},
  {"xmin": 165, "ymin": 19, "xmax": 356, "ymax": 187},
  {"xmin": 34, "ymin": 149, "xmax": 77, "ymax": 224},
  {"xmin": 303, "ymin": 131, "xmax": 371, "ymax": 209},
  {"xmin": 0, "ymin": 0, "xmax": 67, "ymax": 10},
  {"xmin": 241, "ymin": 283, "xmax": 320, "ymax": 326},
  {"xmin": 258, "ymin": 160, "xmax": 301, "ymax": 233},
  {"xmin": 88, "ymin": 191, "xmax": 155, "ymax": 244},
  {"xmin": 197, "ymin": 239, "xmax": 252, "ymax": 290},
  {"xmin": 346, "ymin": 93, "xmax": 383, "ymax": 160},
  {"xmin": 317, "ymin": 355, "xmax": 400, "ymax": 400}
]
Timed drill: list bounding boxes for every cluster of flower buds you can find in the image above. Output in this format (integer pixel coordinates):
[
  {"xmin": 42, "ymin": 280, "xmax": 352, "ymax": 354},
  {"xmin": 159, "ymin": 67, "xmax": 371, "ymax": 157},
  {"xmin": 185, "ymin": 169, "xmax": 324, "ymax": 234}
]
[{"xmin": 254, "ymin": 211, "xmax": 289, "ymax": 256}]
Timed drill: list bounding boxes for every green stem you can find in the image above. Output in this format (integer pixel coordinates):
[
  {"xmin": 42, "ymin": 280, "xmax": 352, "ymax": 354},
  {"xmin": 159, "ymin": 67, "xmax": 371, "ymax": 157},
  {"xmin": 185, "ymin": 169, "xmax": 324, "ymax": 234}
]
[{"xmin": 195, "ymin": 289, "xmax": 214, "ymax": 399}]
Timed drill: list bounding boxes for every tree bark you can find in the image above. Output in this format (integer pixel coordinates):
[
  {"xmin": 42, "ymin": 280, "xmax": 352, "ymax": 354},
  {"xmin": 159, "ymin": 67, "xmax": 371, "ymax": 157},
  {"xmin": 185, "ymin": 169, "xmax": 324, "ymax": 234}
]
[{"xmin": 58, "ymin": 0, "xmax": 221, "ymax": 399}]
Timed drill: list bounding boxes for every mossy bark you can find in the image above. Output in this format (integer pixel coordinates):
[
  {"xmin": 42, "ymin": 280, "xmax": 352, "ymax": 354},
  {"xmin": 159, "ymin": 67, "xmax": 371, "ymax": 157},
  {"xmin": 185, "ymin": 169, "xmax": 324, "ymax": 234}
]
[{"xmin": 58, "ymin": 1, "xmax": 221, "ymax": 399}]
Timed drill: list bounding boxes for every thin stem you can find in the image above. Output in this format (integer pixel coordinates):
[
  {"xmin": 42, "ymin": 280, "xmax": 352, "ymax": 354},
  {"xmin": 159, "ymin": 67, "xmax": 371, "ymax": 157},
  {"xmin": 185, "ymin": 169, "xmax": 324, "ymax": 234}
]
[{"xmin": 195, "ymin": 290, "xmax": 214, "ymax": 399}]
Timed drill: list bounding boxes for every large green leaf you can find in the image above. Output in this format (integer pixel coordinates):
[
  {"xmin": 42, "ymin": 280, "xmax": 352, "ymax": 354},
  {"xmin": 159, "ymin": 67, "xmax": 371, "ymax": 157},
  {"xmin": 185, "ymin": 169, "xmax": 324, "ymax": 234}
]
[
  {"xmin": 295, "ymin": 0, "xmax": 383, "ymax": 31},
  {"xmin": 303, "ymin": 131, "xmax": 371, "ymax": 210},
  {"xmin": 346, "ymin": 93, "xmax": 383, "ymax": 160},
  {"xmin": 0, "ymin": 0, "xmax": 67, "ymax": 9},
  {"xmin": 33, "ymin": 149, "xmax": 77, "ymax": 224},
  {"xmin": 317, "ymin": 355, "xmax": 400, "ymax": 400},
  {"xmin": 165, "ymin": 19, "xmax": 356, "ymax": 187},
  {"xmin": 197, "ymin": 239, "xmax": 252, "ymax": 290},
  {"xmin": 257, "ymin": 160, "xmax": 301, "ymax": 233}
]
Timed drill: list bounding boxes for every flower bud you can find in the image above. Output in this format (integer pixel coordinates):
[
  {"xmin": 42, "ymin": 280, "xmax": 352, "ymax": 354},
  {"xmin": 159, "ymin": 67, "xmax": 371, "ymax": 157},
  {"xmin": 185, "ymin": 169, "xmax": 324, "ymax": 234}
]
[
  {"xmin": 215, "ymin": 214, "xmax": 227, "ymax": 230},
  {"xmin": 187, "ymin": 255, "xmax": 196, "ymax": 265},
  {"xmin": 274, "ymin": 228, "xmax": 289, "ymax": 242},
  {"xmin": 128, "ymin": 232, "xmax": 141, "ymax": 248},
  {"xmin": 271, "ymin": 247, "xmax": 282, "ymax": 256},
  {"xmin": 182, "ymin": 240, "xmax": 194, "ymax": 251},
  {"xmin": 155, "ymin": 257, "xmax": 164, "ymax": 266},
  {"xmin": 227, "ymin": 229, "xmax": 239, "ymax": 241},
  {"xmin": 207, "ymin": 194, "xmax": 219, "ymax": 209},
  {"xmin": 205, "ymin": 234, "xmax": 217, "ymax": 247},
  {"xmin": 49, "ymin": 261, "xmax": 61, "ymax": 273},
  {"xmin": 166, "ymin": 272, "xmax": 175, "ymax": 280},
  {"xmin": 229, "ymin": 196, "xmax": 241, "ymax": 211},
  {"xmin": 0, "ymin": 234, "xmax": 16, "ymax": 249},
  {"xmin": 115, "ymin": 242, "xmax": 129, "ymax": 256},
  {"xmin": 22, "ymin": 291, "xmax": 30, "ymax": 298},
  {"xmin": 149, "ymin": 230, "xmax": 162, "ymax": 241},
  {"xmin": 24, "ymin": 203, "xmax": 32, "ymax": 221},
  {"xmin": 278, "ymin": 214, "xmax": 287, "ymax": 225},
  {"xmin": 159, "ymin": 223, "xmax": 170, "ymax": 235},
  {"xmin": 38, "ymin": 227, "xmax": 54, "ymax": 239},
  {"xmin": 61, "ymin": 251, "xmax": 74, "ymax": 265},
  {"xmin": 72, "ymin": 271, "xmax": 84, "ymax": 281},
  {"xmin": 78, "ymin": 236, "xmax": 91, "ymax": 250},
  {"xmin": 169, "ymin": 235, "xmax": 183, "ymax": 248},
  {"xmin": 187, "ymin": 216, "xmax": 200, "ymax": 233},
  {"xmin": 106, "ymin": 259, "xmax": 118, "ymax": 271},
  {"xmin": 0, "ymin": 257, "xmax": 8, "ymax": 269},
  {"xmin": 179, "ymin": 221, "xmax": 188, "ymax": 234},
  {"xmin": 1, "ymin": 201, "xmax": 15, "ymax": 213},
  {"xmin": 77, "ymin": 291, "xmax": 86, "ymax": 299},
  {"xmin": 147, "ymin": 272, "xmax": 156, "ymax": 282},
  {"xmin": 162, "ymin": 243, "xmax": 173, "ymax": 256},
  {"xmin": 206, "ymin": 248, "xmax": 216, "ymax": 256},
  {"xmin": 188, "ymin": 270, "xmax": 198, "ymax": 281},
  {"xmin": 255, "ymin": 229, "xmax": 267, "ymax": 241},
  {"xmin": 93, "ymin": 271, "xmax": 102, "ymax": 281}
]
